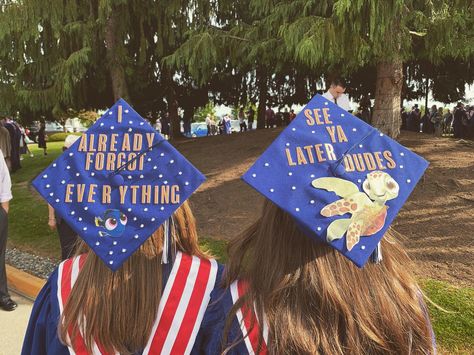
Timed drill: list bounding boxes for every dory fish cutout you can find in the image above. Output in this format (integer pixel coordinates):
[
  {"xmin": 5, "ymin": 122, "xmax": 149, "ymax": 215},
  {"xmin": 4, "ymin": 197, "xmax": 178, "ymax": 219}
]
[
  {"xmin": 312, "ymin": 171, "xmax": 399, "ymax": 251},
  {"xmin": 95, "ymin": 209, "xmax": 128, "ymax": 238}
]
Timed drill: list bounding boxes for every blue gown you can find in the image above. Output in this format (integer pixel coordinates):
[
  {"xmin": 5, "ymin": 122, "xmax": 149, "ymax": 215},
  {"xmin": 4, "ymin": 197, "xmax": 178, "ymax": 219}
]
[
  {"xmin": 21, "ymin": 261, "xmax": 224, "ymax": 355},
  {"xmin": 199, "ymin": 286, "xmax": 255, "ymax": 355},
  {"xmin": 224, "ymin": 120, "xmax": 232, "ymax": 135}
]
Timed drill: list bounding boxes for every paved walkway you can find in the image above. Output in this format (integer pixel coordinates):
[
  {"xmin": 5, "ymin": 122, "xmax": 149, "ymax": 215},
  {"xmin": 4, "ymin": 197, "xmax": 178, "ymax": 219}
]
[{"xmin": 0, "ymin": 292, "xmax": 32, "ymax": 355}]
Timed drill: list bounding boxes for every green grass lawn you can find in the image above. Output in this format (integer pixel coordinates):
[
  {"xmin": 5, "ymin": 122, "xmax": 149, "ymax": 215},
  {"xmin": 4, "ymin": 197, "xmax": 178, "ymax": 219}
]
[
  {"xmin": 421, "ymin": 280, "xmax": 474, "ymax": 354},
  {"xmin": 7, "ymin": 143, "xmax": 473, "ymax": 354},
  {"xmin": 9, "ymin": 142, "xmax": 65, "ymax": 256}
]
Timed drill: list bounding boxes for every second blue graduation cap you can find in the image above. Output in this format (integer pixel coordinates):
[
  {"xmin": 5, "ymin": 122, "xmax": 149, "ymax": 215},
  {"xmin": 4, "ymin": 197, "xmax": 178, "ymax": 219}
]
[
  {"xmin": 32, "ymin": 99, "xmax": 205, "ymax": 270},
  {"xmin": 243, "ymin": 94, "xmax": 429, "ymax": 267}
]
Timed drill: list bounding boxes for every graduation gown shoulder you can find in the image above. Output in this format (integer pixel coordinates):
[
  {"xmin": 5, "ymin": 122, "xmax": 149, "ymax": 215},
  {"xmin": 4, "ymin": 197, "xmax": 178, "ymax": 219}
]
[
  {"xmin": 189, "ymin": 264, "xmax": 226, "ymax": 354},
  {"xmin": 197, "ymin": 283, "xmax": 253, "ymax": 355},
  {"xmin": 21, "ymin": 268, "xmax": 69, "ymax": 355},
  {"xmin": 22, "ymin": 256, "xmax": 225, "ymax": 355}
]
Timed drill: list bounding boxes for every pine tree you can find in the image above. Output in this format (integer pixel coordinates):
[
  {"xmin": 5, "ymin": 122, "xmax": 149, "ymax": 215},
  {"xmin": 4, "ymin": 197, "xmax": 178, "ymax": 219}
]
[
  {"xmin": 2, "ymin": 0, "xmax": 472, "ymax": 135},
  {"xmin": 267, "ymin": 0, "xmax": 473, "ymax": 137},
  {"xmin": 0, "ymin": 0, "xmax": 205, "ymax": 132},
  {"xmin": 167, "ymin": 0, "xmax": 474, "ymax": 138},
  {"xmin": 0, "ymin": 0, "xmax": 113, "ymax": 117},
  {"xmin": 164, "ymin": 0, "xmax": 297, "ymax": 128}
]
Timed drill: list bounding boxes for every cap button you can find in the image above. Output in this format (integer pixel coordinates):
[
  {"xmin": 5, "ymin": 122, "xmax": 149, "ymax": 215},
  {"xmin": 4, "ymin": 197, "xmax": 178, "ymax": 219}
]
[{"xmin": 111, "ymin": 174, "xmax": 125, "ymax": 186}]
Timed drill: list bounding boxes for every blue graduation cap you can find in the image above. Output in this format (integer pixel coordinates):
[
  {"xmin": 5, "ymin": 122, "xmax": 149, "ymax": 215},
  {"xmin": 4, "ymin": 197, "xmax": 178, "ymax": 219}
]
[
  {"xmin": 242, "ymin": 94, "xmax": 429, "ymax": 267},
  {"xmin": 32, "ymin": 99, "xmax": 205, "ymax": 270}
]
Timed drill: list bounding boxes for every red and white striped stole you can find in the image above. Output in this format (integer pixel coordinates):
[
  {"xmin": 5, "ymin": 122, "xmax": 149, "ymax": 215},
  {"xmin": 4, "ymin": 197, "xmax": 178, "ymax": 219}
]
[
  {"xmin": 57, "ymin": 252, "xmax": 218, "ymax": 355},
  {"xmin": 57, "ymin": 254, "xmax": 97, "ymax": 354},
  {"xmin": 229, "ymin": 280, "xmax": 269, "ymax": 355}
]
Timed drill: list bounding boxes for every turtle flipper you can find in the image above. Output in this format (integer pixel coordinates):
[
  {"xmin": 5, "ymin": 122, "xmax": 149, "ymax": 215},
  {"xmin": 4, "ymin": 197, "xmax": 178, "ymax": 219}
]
[
  {"xmin": 346, "ymin": 220, "xmax": 363, "ymax": 251},
  {"xmin": 312, "ymin": 177, "xmax": 359, "ymax": 198},
  {"xmin": 327, "ymin": 219, "xmax": 351, "ymax": 242}
]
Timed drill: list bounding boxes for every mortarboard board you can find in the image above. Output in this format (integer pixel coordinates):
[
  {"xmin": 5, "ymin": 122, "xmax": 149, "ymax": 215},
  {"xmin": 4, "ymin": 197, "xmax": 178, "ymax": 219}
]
[
  {"xmin": 32, "ymin": 99, "xmax": 205, "ymax": 271},
  {"xmin": 242, "ymin": 94, "xmax": 429, "ymax": 267}
]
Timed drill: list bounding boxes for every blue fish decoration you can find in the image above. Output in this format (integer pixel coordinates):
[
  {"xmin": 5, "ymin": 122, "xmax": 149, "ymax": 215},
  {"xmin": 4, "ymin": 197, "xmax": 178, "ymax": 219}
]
[{"xmin": 95, "ymin": 209, "xmax": 127, "ymax": 238}]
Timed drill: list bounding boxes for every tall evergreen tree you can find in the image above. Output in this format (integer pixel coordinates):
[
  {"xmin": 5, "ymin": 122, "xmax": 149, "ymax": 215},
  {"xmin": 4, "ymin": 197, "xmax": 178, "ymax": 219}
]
[
  {"xmin": 0, "ymin": 0, "xmax": 209, "ymax": 133},
  {"xmin": 165, "ymin": 0, "xmax": 297, "ymax": 128},
  {"xmin": 0, "ymin": 0, "xmax": 111, "ymax": 118},
  {"xmin": 254, "ymin": 0, "xmax": 474, "ymax": 137},
  {"xmin": 1, "ymin": 0, "xmax": 473, "ymax": 135},
  {"xmin": 167, "ymin": 0, "xmax": 474, "ymax": 138}
]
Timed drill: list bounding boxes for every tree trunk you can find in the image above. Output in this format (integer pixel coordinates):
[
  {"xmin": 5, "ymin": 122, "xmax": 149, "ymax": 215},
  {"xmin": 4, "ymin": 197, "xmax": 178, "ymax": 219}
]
[
  {"xmin": 372, "ymin": 60, "xmax": 403, "ymax": 138},
  {"xmin": 256, "ymin": 66, "xmax": 267, "ymax": 129},
  {"xmin": 161, "ymin": 70, "xmax": 180, "ymax": 139},
  {"xmin": 169, "ymin": 98, "xmax": 180, "ymax": 139},
  {"xmin": 294, "ymin": 70, "xmax": 307, "ymax": 104},
  {"xmin": 424, "ymin": 77, "xmax": 429, "ymax": 116},
  {"xmin": 105, "ymin": 10, "xmax": 130, "ymax": 102}
]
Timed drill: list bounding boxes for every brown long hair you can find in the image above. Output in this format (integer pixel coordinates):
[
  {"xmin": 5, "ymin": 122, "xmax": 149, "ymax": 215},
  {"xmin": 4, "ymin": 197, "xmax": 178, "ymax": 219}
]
[
  {"xmin": 59, "ymin": 201, "xmax": 208, "ymax": 354},
  {"xmin": 223, "ymin": 200, "xmax": 434, "ymax": 354}
]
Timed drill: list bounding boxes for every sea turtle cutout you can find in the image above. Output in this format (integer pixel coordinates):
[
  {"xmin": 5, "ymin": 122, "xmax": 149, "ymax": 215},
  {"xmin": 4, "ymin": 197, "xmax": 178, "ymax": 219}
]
[{"xmin": 312, "ymin": 171, "xmax": 399, "ymax": 251}]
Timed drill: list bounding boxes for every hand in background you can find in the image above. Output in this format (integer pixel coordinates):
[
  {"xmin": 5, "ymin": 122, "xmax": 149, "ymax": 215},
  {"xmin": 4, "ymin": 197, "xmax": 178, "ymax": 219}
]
[
  {"xmin": 0, "ymin": 202, "xmax": 8, "ymax": 214},
  {"xmin": 48, "ymin": 203, "xmax": 56, "ymax": 230},
  {"xmin": 48, "ymin": 218, "xmax": 56, "ymax": 230}
]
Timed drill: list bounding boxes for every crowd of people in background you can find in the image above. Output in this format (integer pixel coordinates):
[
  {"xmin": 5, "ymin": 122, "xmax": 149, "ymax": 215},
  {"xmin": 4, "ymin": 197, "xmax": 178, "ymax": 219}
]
[
  {"xmin": 150, "ymin": 102, "xmax": 302, "ymax": 139},
  {"xmin": 0, "ymin": 117, "xmax": 37, "ymax": 174},
  {"xmin": 2, "ymin": 95, "xmax": 473, "ymax": 168},
  {"xmin": 264, "ymin": 106, "xmax": 298, "ymax": 128},
  {"xmin": 402, "ymin": 102, "xmax": 474, "ymax": 139},
  {"xmin": 151, "ymin": 98, "xmax": 474, "ymax": 141},
  {"xmin": 147, "ymin": 76, "xmax": 474, "ymax": 141}
]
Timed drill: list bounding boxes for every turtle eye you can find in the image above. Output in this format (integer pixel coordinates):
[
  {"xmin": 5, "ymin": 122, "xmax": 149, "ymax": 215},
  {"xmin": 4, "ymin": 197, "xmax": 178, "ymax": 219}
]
[
  {"xmin": 120, "ymin": 213, "xmax": 128, "ymax": 225},
  {"xmin": 105, "ymin": 218, "xmax": 118, "ymax": 231}
]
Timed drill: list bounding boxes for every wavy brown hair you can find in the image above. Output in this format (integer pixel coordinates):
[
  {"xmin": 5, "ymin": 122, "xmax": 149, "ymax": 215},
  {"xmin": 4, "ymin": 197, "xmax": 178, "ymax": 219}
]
[
  {"xmin": 223, "ymin": 200, "xmax": 434, "ymax": 354},
  {"xmin": 59, "ymin": 201, "xmax": 208, "ymax": 354}
]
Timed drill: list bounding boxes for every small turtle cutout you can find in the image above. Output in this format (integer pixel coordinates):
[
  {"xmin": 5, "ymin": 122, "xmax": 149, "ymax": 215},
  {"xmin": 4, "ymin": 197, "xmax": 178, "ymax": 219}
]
[{"xmin": 312, "ymin": 171, "xmax": 400, "ymax": 251}]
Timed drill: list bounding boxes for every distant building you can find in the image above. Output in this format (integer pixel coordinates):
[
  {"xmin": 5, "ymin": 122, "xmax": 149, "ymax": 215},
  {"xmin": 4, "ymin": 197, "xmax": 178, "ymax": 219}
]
[{"xmin": 64, "ymin": 117, "xmax": 87, "ymax": 133}]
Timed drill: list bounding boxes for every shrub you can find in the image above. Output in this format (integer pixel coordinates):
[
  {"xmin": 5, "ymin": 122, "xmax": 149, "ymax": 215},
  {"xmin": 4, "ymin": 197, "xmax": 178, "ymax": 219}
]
[{"xmin": 48, "ymin": 132, "xmax": 82, "ymax": 142}]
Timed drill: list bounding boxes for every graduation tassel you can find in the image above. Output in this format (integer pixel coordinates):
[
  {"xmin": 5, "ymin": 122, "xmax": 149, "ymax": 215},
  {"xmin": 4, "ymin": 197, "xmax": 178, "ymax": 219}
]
[
  {"xmin": 170, "ymin": 217, "xmax": 177, "ymax": 262},
  {"xmin": 162, "ymin": 219, "xmax": 170, "ymax": 264},
  {"xmin": 370, "ymin": 242, "xmax": 383, "ymax": 264}
]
